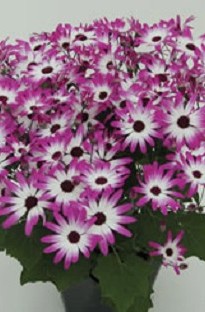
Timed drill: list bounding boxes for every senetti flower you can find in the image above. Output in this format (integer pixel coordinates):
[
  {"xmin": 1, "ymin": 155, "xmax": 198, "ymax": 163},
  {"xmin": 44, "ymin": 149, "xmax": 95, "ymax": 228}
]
[
  {"xmin": 177, "ymin": 152, "xmax": 205, "ymax": 196},
  {"xmin": 84, "ymin": 189, "xmax": 136, "ymax": 255},
  {"xmin": 0, "ymin": 16, "xmax": 205, "ymax": 286},
  {"xmin": 41, "ymin": 209, "xmax": 99, "ymax": 269},
  {"xmin": 39, "ymin": 161, "xmax": 85, "ymax": 208},
  {"xmin": 135, "ymin": 162, "xmax": 183, "ymax": 215},
  {"xmin": 149, "ymin": 230, "xmax": 187, "ymax": 274},
  {"xmin": 0, "ymin": 171, "xmax": 50, "ymax": 236},
  {"xmin": 112, "ymin": 101, "xmax": 161, "ymax": 153},
  {"xmin": 155, "ymin": 95, "xmax": 205, "ymax": 149},
  {"xmin": 82, "ymin": 159, "xmax": 130, "ymax": 193}
]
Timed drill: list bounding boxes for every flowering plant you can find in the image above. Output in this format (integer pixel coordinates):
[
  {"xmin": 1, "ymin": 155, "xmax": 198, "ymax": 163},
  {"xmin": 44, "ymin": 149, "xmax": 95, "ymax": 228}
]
[{"xmin": 0, "ymin": 15, "xmax": 204, "ymax": 312}]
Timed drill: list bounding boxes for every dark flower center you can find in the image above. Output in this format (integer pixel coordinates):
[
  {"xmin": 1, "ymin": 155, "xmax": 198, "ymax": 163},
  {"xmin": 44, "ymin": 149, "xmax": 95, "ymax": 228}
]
[
  {"xmin": 42, "ymin": 66, "xmax": 53, "ymax": 74},
  {"xmin": 106, "ymin": 143, "xmax": 112, "ymax": 150},
  {"xmin": 157, "ymin": 74, "xmax": 167, "ymax": 82},
  {"xmin": 119, "ymin": 100, "xmax": 126, "ymax": 108},
  {"xmin": 177, "ymin": 115, "xmax": 190, "ymax": 129},
  {"xmin": 52, "ymin": 151, "xmax": 62, "ymax": 160},
  {"xmin": 192, "ymin": 170, "xmax": 202, "ymax": 179},
  {"xmin": 61, "ymin": 180, "xmax": 75, "ymax": 192},
  {"xmin": 186, "ymin": 43, "xmax": 196, "ymax": 51},
  {"xmin": 150, "ymin": 186, "xmax": 161, "ymax": 196},
  {"xmin": 62, "ymin": 42, "xmax": 70, "ymax": 49},
  {"xmin": 77, "ymin": 112, "xmax": 89, "ymax": 122},
  {"xmin": 68, "ymin": 231, "xmax": 80, "ymax": 243},
  {"xmin": 166, "ymin": 248, "xmax": 173, "ymax": 257},
  {"xmin": 133, "ymin": 120, "xmax": 145, "ymax": 132},
  {"xmin": 75, "ymin": 34, "xmax": 88, "ymax": 41},
  {"xmin": 106, "ymin": 61, "xmax": 113, "ymax": 69},
  {"xmin": 25, "ymin": 196, "xmax": 38, "ymax": 209},
  {"xmin": 94, "ymin": 212, "xmax": 107, "ymax": 225},
  {"xmin": 95, "ymin": 177, "xmax": 108, "ymax": 185},
  {"xmin": 70, "ymin": 147, "xmax": 84, "ymax": 158},
  {"xmin": 50, "ymin": 124, "xmax": 61, "ymax": 134},
  {"xmin": 99, "ymin": 91, "xmax": 108, "ymax": 100},
  {"xmin": 81, "ymin": 112, "xmax": 89, "ymax": 122},
  {"xmin": 152, "ymin": 36, "xmax": 162, "ymax": 42},
  {"xmin": 0, "ymin": 95, "xmax": 8, "ymax": 104},
  {"xmin": 142, "ymin": 97, "xmax": 150, "ymax": 106},
  {"xmin": 33, "ymin": 45, "xmax": 42, "ymax": 51}
]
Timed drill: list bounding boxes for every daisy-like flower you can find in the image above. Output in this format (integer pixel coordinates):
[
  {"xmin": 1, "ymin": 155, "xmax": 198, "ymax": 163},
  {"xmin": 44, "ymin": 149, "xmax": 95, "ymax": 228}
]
[
  {"xmin": 0, "ymin": 78, "xmax": 19, "ymax": 106},
  {"xmin": 37, "ymin": 112, "xmax": 72, "ymax": 138},
  {"xmin": 9, "ymin": 137, "xmax": 30, "ymax": 159},
  {"xmin": 140, "ymin": 24, "xmax": 169, "ymax": 47},
  {"xmin": 71, "ymin": 27, "xmax": 96, "ymax": 49},
  {"xmin": 40, "ymin": 161, "xmax": 84, "ymax": 207},
  {"xmin": 156, "ymin": 96, "xmax": 205, "ymax": 149},
  {"xmin": 63, "ymin": 125, "xmax": 90, "ymax": 164},
  {"xmin": 0, "ymin": 171, "xmax": 50, "ymax": 236},
  {"xmin": 85, "ymin": 189, "xmax": 136, "ymax": 255},
  {"xmin": 144, "ymin": 57, "xmax": 169, "ymax": 83},
  {"xmin": 92, "ymin": 74, "xmax": 113, "ymax": 103},
  {"xmin": 82, "ymin": 160, "xmax": 130, "ymax": 193},
  {"xmin": 0, "ymin": 150, "xmax": 16, "ymax": 177},
  {"xmin": 92, "ymin": 130, "xmax": 122, "ymax": 163},
  {"xmin": 135, "ymin": 162, "xmax": 183, "ymax": 215},
  {"xmin": 96, "ymin": 53, "xmax": 116, "ymax": 74},
  {"xmin": 149, "ymin": 230, "xmax": 187, "ymax": 274},
  {"xmin": 175, "ymin": 35, "xmax": 201, "ymax": 57},
  {"xmin": 112, "ymin": 101, "xmax": 161, "ymax": 153},
  {"xmin": 31, "ymin": 136, "xmax": 67, "ymax": 168},
  {"xmin": 41, "ymin": 208, "xmax": 99, "ymax": 269},
  {"xmin": 73, "ymin": 102, "xmax": 100, "ymax": 129},
  {"xmin": 27, "ymin": 56, "xmax": 64, "ymax": 82},
  {"xmin": 177, "ymin": 152, "xmax": 205, "ymax": 196},
  {"xmin": 50, "ymin": 23, "xmax": 72, "ymax": 51},
  {"xmin": 15, "ymin": 89, "xmax": 48, "ymax": 117}
]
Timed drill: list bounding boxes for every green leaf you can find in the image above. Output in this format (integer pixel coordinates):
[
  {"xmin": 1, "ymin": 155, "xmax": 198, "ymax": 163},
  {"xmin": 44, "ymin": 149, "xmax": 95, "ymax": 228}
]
[
  {"xmin": 20, "ymin": 253, "xmax": 91, "ymax": 292},
  {"xmin": 0, "ymin": 227, "xmax": 7, "ymax": 251},
  {"xmin": 166, "ymin": 212, "xmax": 205, "ymax": 260},
  {"xmin": 93, "ymin": 253, "xmax": 158, "ymax": 312},
  {"xmin": 134, "ymin": 210, "xmax": 166, "ymax": 250},
  {"xmin": 5, "ymin": 224, "xmax": 45, "ymax": 269},
  {"xmin": 127, "ymin": 296, "xmax": 153, "ymax": 312},
  {"xmin": 20, "ymin": 257, "xmax": 50, "ymax": 285},
  {"xmin": 46, "ymin": 256, "xmax": 91, "ymax": 291}
]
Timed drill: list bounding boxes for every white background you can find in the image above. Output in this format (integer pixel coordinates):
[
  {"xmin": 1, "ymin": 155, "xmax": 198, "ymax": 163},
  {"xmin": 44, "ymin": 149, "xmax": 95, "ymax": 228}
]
[{"xmin": 0, "ymin": 0, "xmax": 205, "ymax": 311}]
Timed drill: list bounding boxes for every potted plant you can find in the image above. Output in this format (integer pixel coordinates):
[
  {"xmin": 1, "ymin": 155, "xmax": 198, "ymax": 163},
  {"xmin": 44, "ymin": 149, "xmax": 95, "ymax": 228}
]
[{"xmin": 0, "ymin": 15, "xmax": 204, "ymax": 312}]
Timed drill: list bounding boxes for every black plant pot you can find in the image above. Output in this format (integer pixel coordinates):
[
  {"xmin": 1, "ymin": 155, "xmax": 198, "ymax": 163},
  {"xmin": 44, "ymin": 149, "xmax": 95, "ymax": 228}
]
[{"xmin": 61, "ymin": 278, "xmax": 113, "ymax": 312}]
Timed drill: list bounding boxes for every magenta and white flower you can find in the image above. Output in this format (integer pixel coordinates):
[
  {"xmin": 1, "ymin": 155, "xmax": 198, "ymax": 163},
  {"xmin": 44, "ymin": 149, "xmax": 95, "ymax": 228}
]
[
  {"xmin": 155, "ymin": 97, "xmax": 205, "ymax": 148},
  {"xmin": 40, "ymin": 162, "xmax": 85, "ymax": 207},
  {"xmin": 1, "ymin": 16, "xmax": 205, "ymax": 274},
  {"xmin": 82, "ymin": 160, "xmax": 130, "ymax": 193},
  {"xmin": 84, "ymin": 189, "xmax": 136, "ymax": 255},
  {"xmin": 135, "ymin": 162, "xmax": 183, "ymax": 215},
  {"xmin": 0, "ymin": 171, "xmax": 50, "ymax": 235},
  {"xmin": 37, "ymin": 112, "xmax": 72, "ymax": 138},
  {"xmin": 91, "ymin": 74, "xmax": 114, "ymax": 104},
  {"xmin": 31, "ymin": 136, "xmax": 67, "ymax": 168},
  {"xmin": 177, "ymin": 152, "xmax": 205, "ymax": 196},
  {"xmin": 112, "ymin": 102, "xmax": 161, "ymax": 153},
  {"xmin": 27, "ymin": 56, "xmax": 64, "ymax": 82},
  {"xmin": 41, "ymin": 209, "xmax": 98, "ymax": 269},
  {"xmin": 149, "ymin": 230, "xmax": 187, "ymax": 274},
  {"xmin": 63, "ymin": 125, "xmax": 90, "ymax": 164},
  {"xmin": 140, "ymin": 24, "xmax": 169, "ymax": 47}
]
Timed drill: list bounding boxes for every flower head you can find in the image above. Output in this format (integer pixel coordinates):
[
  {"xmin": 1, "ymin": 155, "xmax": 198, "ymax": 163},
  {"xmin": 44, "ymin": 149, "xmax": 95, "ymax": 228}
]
[
  {"xmin": 41, "ymin": 208, "xmax": 98, "ymax": 269},
  {"xmin": 149, "ymin": 230, "xmax": 187, "ymax": 274}
]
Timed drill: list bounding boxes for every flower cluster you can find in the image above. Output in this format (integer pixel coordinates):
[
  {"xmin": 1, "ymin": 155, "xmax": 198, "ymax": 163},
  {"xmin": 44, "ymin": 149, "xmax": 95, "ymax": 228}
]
[{"xmin": 0, "ymin": 16, "xmax": 204, "ymax": 271}]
